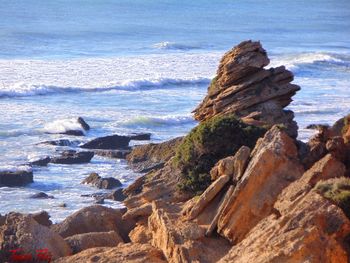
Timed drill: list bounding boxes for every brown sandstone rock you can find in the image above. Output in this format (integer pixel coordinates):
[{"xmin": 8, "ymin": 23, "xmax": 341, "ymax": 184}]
[
  {"xmin": 51, "ymin": 205, "xmax": 135, "ymax": 242},
  {"xmin": 193, "ymin": 40, "xmax": 300, "ymax": 137},
  {"xmin": 65, "ymin": 231, "xmax": 123, "ymax": 254},
  {"xmin": 217, "ymin": 126, "xmax": 304, "ymax": 243},
  {"xmin": 53, "ymin": 243, "xmax": 167, "ymax": 263},
  {"xmin": 0, "ymin": 212, "xmax": 71, "ymax": 261}
]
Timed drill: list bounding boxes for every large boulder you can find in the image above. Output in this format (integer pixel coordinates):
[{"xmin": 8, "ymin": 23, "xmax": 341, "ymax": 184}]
[
  {"xmin": 0, "ymin": 212, "xmax": 71, "ymax": 262},
  {"xmin": 193, "ymin": 40, "xmax": 300, "ymax": 137},
  {"xmin": 81, "ymin": 135, "xmax": 131, "ymax": 149},
  {"xmin": 51, "ymin": 206, "xmax": 135, "ymax": 242},
  {"xmin": 50, "ymin": 150, "xmax": 94, "ymax": 164},
  {"xmin": 217, "ymin": 126, "xmax": 304, "ymax": 243},
  {"xmin": 126, "ymin": 137, "xmax": 183, "ymax": 173},
  {"xmin": 82, "ymin": 173, "xmax": 122, "ymax": 189},
  {"xmin": 0, "ymin": 167, "xmax": 33, "ymax": 187},
  {"xmin": 54, "ymin": 243, "xmax": 166, "ymax": 263},
  {"xmin": 65, "ymin": 231, "xmax": 123, "ymax": 254}
]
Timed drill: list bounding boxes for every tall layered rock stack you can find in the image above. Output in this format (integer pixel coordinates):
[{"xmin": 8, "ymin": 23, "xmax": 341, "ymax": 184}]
[{"xmin": 194, "ymin": 40, "xmax": 300, "ymax": 137}]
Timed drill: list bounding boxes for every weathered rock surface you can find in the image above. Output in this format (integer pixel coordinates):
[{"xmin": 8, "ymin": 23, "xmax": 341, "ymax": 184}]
[
  {"xmin": 81, "ymin": 134, "xmax": 131, "ymax": 149},
  {"xmin": 126, "ymin": 137, "xmax": 183, "ymax": 173},
  {"xmin": 65, "ymin": 231, "xmax": 123, "ymax": 254},
  {"xmin": 193, "ymin": 40, "xmax": 300, "ymax": 137},
  {"xmin": 51, "ymin": 206, "xmax": 135, "ymax": 242},
  {"xmin": 82, "ymin": 172, "xmax": 122, "ymax": 189},
  {"xmin": 50, "ymin": 150, "xmax": 94, "ymax": 164},
  {"xmin": 217, "ymin": 126, "xmax": 304, "ymax": 243},
  {"xmin": 30, "ymin": 211, "xmax": 53, "ymax": 227},
  {"xmin": 54, "ymin": 243, "xmax": 166, "ymax": 263},
  {"xmin": 0, "ymin": 212, "xmax": 71, "ymax": 261},
  {"xmin": 0, "ymin": 168, "xmax": 33, "ymax": 187}
]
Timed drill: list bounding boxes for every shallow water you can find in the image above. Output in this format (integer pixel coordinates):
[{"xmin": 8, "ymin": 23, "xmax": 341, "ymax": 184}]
[{"xmin": 0, "ymin": 0, "xmax": 349, "ymax": 222}]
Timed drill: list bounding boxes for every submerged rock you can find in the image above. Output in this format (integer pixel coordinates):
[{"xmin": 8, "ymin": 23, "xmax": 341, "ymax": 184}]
[
  {"xmin": 30, "ymin": 156, "xmax": 51, "ymax": 166},
  {"xmin": 193, "ymin": 40, "xmax": 300, "ymax": 137},
  {"xmin": 30, "ymin": 192, "xmax": 54, "ymax": 199},
  {"xmin": 129, "ymin": 132, "xmax": 152, "ymax": 141},
  {"xmin": 50, "ymin": 150, "xmax": 94, "ymax": 164},
  {"xmin": 81, "ymin": 172, "xmax": 122, "ymax": 189},
  {"xmin": 0, "ymin": 167, "xmax": 33, "ymax": 187},
  {"xmin": 81, "ymin": 134, "xmax": 131, "ymax": 149}
]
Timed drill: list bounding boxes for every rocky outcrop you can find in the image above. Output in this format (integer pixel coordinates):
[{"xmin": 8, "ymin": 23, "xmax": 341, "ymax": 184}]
[
  {"xmin": 54, "ymin": 243, "xmax": 166, "ymax": 263},
  {"xmin": 50, "ymin": 150, "xmax": 94, "ymax": 164},
  {"xmin": 0, "ymin": 167, "xmax": 33, "ymax": 187},
  {"xmin": 216, "ymin": 127, "xmax": 304, "ymax": 243},
  {"xmin": 81, "ymin": 172, "xmax": 122, "ymax": 189},
  {"xmin": 193, "ymin": 40, "xmax": 300, "ymax": 137},
  {"xmin": 65, "ymin": 231, "xmax": 123, "ymax": 254},
  {"xmin": 81, "ymin": 134, "xmax": 131, "ymax": 149},
  {"xmin": 126, "ymin": 137, "xmax": 183, "ymax": 173},
  {"xmin": 30, "ymin": 211, "xmax": 52, "ymax": 227},
  {"xmin": 0, "ymin": 212, "xmax": 71, "ymax": 262},
  {"xmin": 51, "ymin": 206, "xmax": 135, "ymax": 242}
]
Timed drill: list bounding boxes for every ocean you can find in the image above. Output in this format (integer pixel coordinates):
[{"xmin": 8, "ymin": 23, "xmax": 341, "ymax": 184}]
[{"xmin": 0, "ymin": 0, "xmax": 349, "ymax": 221}]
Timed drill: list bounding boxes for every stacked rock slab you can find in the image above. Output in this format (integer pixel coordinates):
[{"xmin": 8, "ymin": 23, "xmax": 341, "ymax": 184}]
[{"xmin": 193, "ymin": 40, "xmax": 300, "ymax": 137}]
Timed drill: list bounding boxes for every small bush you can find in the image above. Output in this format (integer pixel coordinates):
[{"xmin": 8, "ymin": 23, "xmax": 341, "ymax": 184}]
[
  {"xmin": 315, "ymin": 177, "xmax": 350, "ymax": 219},
  {"xmin": 174, "ymin": 115, "xmax": 266, "ymax": 194}
]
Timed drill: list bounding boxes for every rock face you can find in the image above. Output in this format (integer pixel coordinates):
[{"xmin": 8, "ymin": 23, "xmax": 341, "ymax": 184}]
[
  {"xmin": 65, "ymin": 231, "xmax": 123, "ymax": 254},
  {"xmin": 0, "ymin": 168, "xmax": 33, "ymax": 187},
  {"xmin": 54, "ymin": 243, "xmax": 167, "ymax": 263},
  {"xmin": 193, "ymin": 40, "xmax": 300, "ymax": 137},
  {"xmin": 217, "ymin": 126, "xmax": 304, "ymax": 243},
  {"xmin": 0, "ymin": 212, "xmax": 71, "ymax": 261},
  {"xmin": 81, "ymin": 134, "xmax": 131, "ymax": 149},
  {"xmin": 51, "ymin": 206, "xmax": 135, "ymax": 242},
  {"xmin": 82, "ymin": 173, "xmax": 122, "ymax": 189},
  {"xmin": 50, "ymin": 150, "xmax": 94, "ymax": 164},
  {"xmin": 126, "ymin": 137, "xmax": 183, "ymax": 173}
]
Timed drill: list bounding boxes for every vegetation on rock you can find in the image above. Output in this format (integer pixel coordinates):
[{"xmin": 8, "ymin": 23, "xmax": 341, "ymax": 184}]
[
  {"xmin": 315, "ymin": 177, "xmax": 350, "ymax": 219},
  {"xmin": 174, "ymin": 115, "xmax": 266, "ymax": 194}
]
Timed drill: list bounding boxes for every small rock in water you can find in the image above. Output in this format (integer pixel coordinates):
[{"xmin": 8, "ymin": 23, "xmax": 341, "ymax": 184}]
[
  {"xmin": 0, "ymin": 167, "xmax": 33, "ymax": 187},
  {"xmin": 306, "ymin": 124, "xmax": 330, "ymax": 130},
  {"xmin": 50, "ymin": 150, "xmax": 94, "ymax": 164},
  {"xmin": 40, "ymin": 139, "xmax": 80, "ymax": 147},
  {"xmin": 82, "ymin": 172, "xmax": 122, "ymax": 189},
  {"xmin": 30, "ymin": 156, "xmax": 51, "ymax": 166},
  {"xmin": 129, "ymin": 133, "xmax": 151, "ymax": 141},
  {"xmin": 63, "ymin": 130, "xmax": 85, "ymax": 136},
  {"xmin": 95, "ymin": 197, "xmax": 105, "ymax": 204},
  {"xmin": 81, "ymin": 134, "xmax": 131, "ymax": 150},
  {"xmin": 30, "ymin": 192, "xmax": 54, "ymax": 199},
  {"xmin": 78, "ymin": 117, "xmax": 90, "ymax": 131},
  {"xmin": 58, "ymin": 203, "xmax": 67, "ymax": 208}
]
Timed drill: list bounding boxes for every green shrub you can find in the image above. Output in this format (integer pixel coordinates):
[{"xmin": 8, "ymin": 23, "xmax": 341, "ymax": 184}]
[
  {"xmin": 174, "ymin": 115, "xmax": 266, "ymax": 194},
  {"xmin": 315, "ymin": 177, "xmax": 350, "ymax": 219}
]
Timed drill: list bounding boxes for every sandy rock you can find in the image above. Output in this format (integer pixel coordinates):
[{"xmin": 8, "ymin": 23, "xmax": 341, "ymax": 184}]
[
  {"xmin": 193, "ymin": 40, "xmax": 300, "ymax": 137},
  {"xmin": 123, "ymin": 203, "xmax": 153, "ymax": 220},
  {"xmin": 217, "ymin": 126, "xmax": 304, "ymax": 243},
  {"xmin": 65, "ymin": 231, "xmax": 123, "ymax": 254},
  {"xmin": 51, "ymin": 205, "xmax": 135, "ymax": 242},
  {"xmin": 129, "ymin": 222, "xmax": 152, "ymax": 244},
  {"xmin": 30, "ymin": 211, "xmax": 52, "ymax": 227},
  {"xmin": 0, "ymin": 212, "xmax": 71, "ymax": 262},
  {"xmin": 53, "ymin": 243, "xmax": 167, "ymax": 263}
]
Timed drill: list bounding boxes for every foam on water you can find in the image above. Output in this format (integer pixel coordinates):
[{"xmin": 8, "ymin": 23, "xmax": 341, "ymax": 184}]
[{"xmin": 152, "ymin": 41, "xmax": 203, "ymax": 50}]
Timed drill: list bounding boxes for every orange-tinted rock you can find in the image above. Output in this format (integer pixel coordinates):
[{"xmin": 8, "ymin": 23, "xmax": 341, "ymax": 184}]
[{"xmin": 194, "ymin": 40, "xmax": 300, "ymax": 137}]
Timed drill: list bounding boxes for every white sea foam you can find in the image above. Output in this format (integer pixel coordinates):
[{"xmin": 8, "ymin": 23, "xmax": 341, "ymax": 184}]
[
  {"xmin": 43, "ymin": 118, "xmax": 85, "ymax": 134},
  {"xmin": 153, "ymin": 41, "xmax": 202, "ymax": 50},
  {"xmin": 0, "ymin": 165, "xmax": 32, "ymax": 173},
  {"xmin": 124, "ymin": 114, "xmax": 195, "ymax": 127}
]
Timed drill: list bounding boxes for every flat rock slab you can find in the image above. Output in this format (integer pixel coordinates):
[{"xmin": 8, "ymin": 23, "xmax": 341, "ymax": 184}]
[
  {"xmin": 50, "ymin": 150, "xmax": 94, "ymax": 164},
  {"xmin": 81, "ymin": 135, "xmax": 131, "ymax": 149},
  {"xmin": 94, "ymin": 149, "xmax": 131, "ymax": 159},
  {"xmin": 0, "ymin": 169, "xmax": 33, "ymax": 187}
]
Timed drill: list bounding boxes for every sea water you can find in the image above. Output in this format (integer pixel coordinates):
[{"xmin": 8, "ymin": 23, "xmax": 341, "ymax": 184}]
[{"xmin": 0, "ymin": 0, "xmax": 349, "ymax": 221}]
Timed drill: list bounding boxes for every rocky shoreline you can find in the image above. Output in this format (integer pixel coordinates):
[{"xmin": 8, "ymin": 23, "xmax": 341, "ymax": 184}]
[{"xmin": 1, "ymin": 40, "xmax": 350, "ymax": 262}]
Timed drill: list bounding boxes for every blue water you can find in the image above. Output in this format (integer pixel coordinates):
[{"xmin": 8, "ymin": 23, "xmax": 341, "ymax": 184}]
[{"xmin": 0, "ymin": 0, "xmax": 350, "ymax": 221}]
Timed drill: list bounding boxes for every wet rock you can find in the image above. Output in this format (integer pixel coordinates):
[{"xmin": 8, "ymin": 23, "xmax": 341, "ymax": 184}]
[
  {"xmin": 81, "ymin": 172, "xmax": 122, "ymax": 189},
  {"xmin": 41, "ymin": 139, "xmax": 80, "ymax": 147},
  {"xmin": 58, "ymin": 203, "xmax": 67, "ymax": 208},
  {"xmin": 0, "ymin": 212, "xmax": 71, "ymax": 262},
  {"xmin": 94, "ymin": 149, "xmax": 131, "ymax": 159},
  {"xmin": 0, "ymin": 168, "xmax": 33, "ymax": 187},
  {"xmin": 64, "ymin": 130, "xmax": 85, "ymax": 136},
  {"xmin": 30, "ymin": 156, "xmax": 51, "ymax": 166},
  {"xmin": 81, "ymin": 134, "xmax": 130, "ymax": 150},
  {"xmin": 77, "ymin": 117, "xmax": 90, "ymax": 131},
  {"xmin": 65, "ymin": 231, "xmax": 123, "ymax": 254},
  {"xmin": 129, "ymin": 132, "xmax": 152, "ymax": 141},
  {"xmin": 51, "ymin": 205, "xmax": 135, "ymax": 242},
  {"xmin": 50, "ymin": 150, "xmax": 94, "ymax": 164},
  {"xmin": 126, "ymin": 137, "xmax": 183, "ymax": 173},
  {"xmin": 30, "ymin": 192, "xmax": 54, "ymax": 199},
  {"xmin": 30, "ymin": 211, "xmax": 52, "ymax": 227},
  {"xmin": 193, "ymin": 40, "xmax": 300, "ymax": 137}
]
